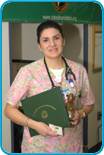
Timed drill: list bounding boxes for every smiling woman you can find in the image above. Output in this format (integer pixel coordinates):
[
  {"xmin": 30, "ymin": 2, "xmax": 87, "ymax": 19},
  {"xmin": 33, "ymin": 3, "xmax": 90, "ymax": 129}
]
[
  {"xmin": 37, "ymin": 20, "xmax": 65, "ymax": 66},
  {"xmin": 38, "ymin": 28, "xmax": 64, "ymax": 61},
  {"xmin": 4, "ymin": 20, "xmax": 95, "ymax": 153}
]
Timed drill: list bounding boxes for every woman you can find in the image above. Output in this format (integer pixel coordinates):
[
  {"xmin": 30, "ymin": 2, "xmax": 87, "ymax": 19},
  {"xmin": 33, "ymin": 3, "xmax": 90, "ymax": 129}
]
[{"xmin": 4, "ymin": 20, "xmax": 95, "ymax": 153}]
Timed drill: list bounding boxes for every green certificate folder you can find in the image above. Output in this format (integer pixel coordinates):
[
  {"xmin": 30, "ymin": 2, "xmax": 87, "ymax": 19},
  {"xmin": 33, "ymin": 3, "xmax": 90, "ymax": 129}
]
[{"xmin": 21, "ymin": 87, "xmax": 69, "ymax": 136}]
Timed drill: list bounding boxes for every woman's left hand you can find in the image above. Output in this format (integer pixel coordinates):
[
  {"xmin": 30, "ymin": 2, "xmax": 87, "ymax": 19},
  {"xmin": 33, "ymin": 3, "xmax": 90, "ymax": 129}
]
[{"xmin": 70, "ymin": 110, "xmax": 81, "ymax": 126}]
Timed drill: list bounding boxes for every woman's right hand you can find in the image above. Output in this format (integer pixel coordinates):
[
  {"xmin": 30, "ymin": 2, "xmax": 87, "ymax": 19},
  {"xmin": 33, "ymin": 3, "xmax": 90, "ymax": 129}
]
[{"xmin": 28, "ymin": 119, "xmax": 58, "ymax": 137}]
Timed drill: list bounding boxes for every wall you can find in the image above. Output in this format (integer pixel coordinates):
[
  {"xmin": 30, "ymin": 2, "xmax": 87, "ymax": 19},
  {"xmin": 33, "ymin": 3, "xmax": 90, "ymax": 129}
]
[
  {"xmin": 88, "ymin": 25, "xmax": 102, "ymax": 148},
  {"xmin": 2, "ymin": 22, "xmax": 11, "ymax": 153},
  {"xmin": 12, "ymin": 23, "xmax": 43, "ymax": 60},
  {"xmin": 62, "ymin": 24, "xmax": 83, "ymax": 64}
]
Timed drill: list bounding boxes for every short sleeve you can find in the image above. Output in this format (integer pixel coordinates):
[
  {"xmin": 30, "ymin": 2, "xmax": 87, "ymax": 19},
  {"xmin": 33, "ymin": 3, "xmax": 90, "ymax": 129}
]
[
  {"xmin": 6, "ymin": 66, "xmax": 31, "ymax": 106},
  {"xmin": 80, "ymin": 66, "xmax": 95, "ymax": 106}
]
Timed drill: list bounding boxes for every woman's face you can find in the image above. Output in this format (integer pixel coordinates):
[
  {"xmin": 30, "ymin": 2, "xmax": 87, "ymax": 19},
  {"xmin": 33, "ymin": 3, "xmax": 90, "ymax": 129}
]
[{"xmin": 38, "ymin": 28, "xmax": 65, "ymax": 59}]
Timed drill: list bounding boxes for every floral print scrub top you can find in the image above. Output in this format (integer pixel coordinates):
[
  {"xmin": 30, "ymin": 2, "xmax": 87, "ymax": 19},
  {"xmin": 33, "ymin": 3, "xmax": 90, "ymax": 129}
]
[{"xmin": 6, "ymin": 58, "xmax": 95, "ymax": 153}]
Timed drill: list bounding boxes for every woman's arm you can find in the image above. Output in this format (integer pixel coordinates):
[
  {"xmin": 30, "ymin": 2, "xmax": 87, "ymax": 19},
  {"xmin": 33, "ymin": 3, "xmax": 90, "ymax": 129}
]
[
  {"xmin": 78, "ymin": 104, "xmax": 94, "ymax": 119},
  {"xmin": 4, "ymin": 103, "xmax": 29, "ymax": 126},
  {"xmin": 4, "ymin": 103, "xmax": 57, "ymax": 136},
  {"xmin": 70, "ymin": 65, "xmax": 95, "ymax": 126}
]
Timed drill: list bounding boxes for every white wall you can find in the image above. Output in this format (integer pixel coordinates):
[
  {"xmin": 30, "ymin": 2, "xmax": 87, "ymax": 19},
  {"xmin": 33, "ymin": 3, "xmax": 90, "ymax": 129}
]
[
  {"xmin": 2, "ymin": 22, "xmax": 11, "ymax": 153},
  {"xmin": 88, "ymin": 25, "xmax": 102, "ymax": 148},
  {"xmin": 21, "ymin": 23, "xmax": 44, "ymax": 60},
  {"xmin": 12, "ymin": 23, "xmax": 43, "ymax": 60}
]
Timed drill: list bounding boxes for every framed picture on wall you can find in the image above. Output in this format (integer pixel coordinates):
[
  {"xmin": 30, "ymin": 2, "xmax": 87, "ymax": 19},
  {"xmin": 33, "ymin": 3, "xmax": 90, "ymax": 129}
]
[{"xmin": 92, "ymin": 24, "xmax": 102, "ymax": 72}]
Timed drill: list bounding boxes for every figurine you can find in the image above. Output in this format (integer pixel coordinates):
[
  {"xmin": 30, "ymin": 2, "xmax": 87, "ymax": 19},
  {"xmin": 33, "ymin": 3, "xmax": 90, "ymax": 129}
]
[{"xmin": 66, "ymin": 93, "xmax": 75, "ymax": 120}]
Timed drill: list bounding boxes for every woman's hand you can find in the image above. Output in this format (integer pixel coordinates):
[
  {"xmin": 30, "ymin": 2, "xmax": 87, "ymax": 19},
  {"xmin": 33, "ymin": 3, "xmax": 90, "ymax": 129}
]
[
  {"xmin": 70, "ymin": 104, "xmax": 94, "ymax": 126},
  {"xmin": 28, "ymin": 119, "xmax": 58, "ymax": 137},
  {"xmin": 70, "ymin": 110, "xmax": 81, "ymax": 126}
]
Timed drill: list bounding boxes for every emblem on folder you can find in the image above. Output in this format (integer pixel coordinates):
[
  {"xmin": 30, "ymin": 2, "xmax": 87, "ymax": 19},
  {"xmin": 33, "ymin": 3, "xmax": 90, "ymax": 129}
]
[
  {"xmin": 41, "ymin": 110, "xmax": 48, "ymax": 119},
  {"xmin": 33, "ymin": 105, "xmax": 56, "ymax": 120}
]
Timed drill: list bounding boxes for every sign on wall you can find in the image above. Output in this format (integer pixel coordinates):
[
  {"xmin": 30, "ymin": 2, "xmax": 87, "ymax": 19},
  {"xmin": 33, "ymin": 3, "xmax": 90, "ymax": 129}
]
[{"xmin": 2, "ymin": 2, "xmax": 102, "ymax": 24}]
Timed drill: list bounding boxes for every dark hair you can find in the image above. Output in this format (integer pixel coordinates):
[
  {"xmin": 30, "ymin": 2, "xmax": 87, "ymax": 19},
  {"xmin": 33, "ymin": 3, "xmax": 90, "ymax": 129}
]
[{"xmin": 36, "ymin": 20, "xmax": 64, "ymax": 43}]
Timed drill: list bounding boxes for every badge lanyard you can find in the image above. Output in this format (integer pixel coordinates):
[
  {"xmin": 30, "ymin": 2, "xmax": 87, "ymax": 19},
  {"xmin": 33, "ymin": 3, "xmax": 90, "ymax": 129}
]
[{"xmin": 44, "ymin": 56, "xmax": 76, "ymax": 88}]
